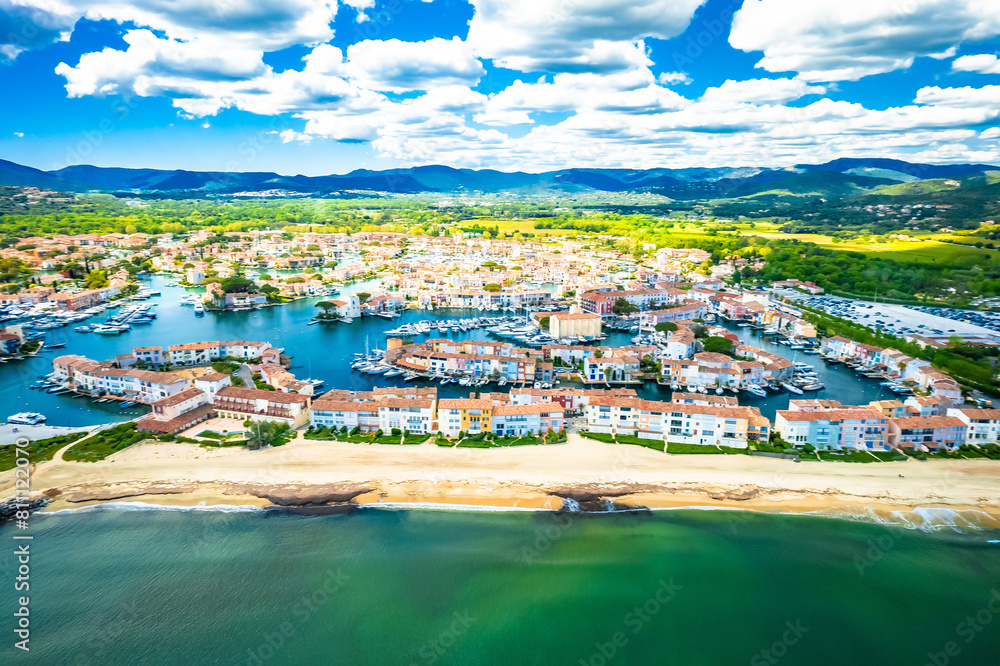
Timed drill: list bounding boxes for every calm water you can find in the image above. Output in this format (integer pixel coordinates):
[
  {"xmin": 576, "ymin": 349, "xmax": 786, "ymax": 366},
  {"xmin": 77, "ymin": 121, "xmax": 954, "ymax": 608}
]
[
  {"xmin": 0, "ymin": 509, "xmax": 998, "ymax": 665},
  {"xmin": 1, "ymin": 275, "xmax": 896, "ymax": 426}
]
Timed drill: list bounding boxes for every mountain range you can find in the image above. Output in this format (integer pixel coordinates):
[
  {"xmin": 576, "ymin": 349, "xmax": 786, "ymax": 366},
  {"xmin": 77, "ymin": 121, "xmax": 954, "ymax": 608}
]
[{"xmin": 0, "ymin": 157, "xmax": 996, "ymax": 199}]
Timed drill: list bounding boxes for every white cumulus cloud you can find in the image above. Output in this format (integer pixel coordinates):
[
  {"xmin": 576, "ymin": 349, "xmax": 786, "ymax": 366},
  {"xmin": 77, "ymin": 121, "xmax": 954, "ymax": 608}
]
[
  {"xmin": 344, "ymin": 38, "xmax": 485, "ymax": 92},
  {"xmin": 466, "ymin": 0, "xmax": 706, "ymax": 73},
  {"xmin": 730, "ymin": 0, "xmax": 1000, "ymax": 82},
  {"xmin": 700, "ymin": 78, "xmax": 827, "ymax": 105},
  {"xmin": 952, "ymin": 53, "xmax": 1000, "ymax": 74}
]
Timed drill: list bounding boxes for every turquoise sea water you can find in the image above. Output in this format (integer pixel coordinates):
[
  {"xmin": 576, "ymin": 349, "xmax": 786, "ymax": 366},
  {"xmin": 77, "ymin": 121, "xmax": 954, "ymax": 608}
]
[{"xmin": 1, "ymin": 508, "xmax": 999, "ymax": 665}]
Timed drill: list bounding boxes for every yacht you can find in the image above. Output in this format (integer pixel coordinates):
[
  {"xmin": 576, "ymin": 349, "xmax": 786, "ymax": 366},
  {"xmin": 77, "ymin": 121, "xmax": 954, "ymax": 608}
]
[
  {"xmin": 745, "ymin": 385, "xmax": 767, "ymax": 398},
  {"xmin": 194, "ymin": 303, "xmax": 205, "ymax": 315},
  {"xmin": 92, "ymin": 325, "xmax": 126, "ymax": 335},
  {"xmin": 7, "ymin": 412, "xmax": 47, "ymax": 425},
  {"xmin": 781, "ymin": 382, "xmax": 804, "ymax": 394}
]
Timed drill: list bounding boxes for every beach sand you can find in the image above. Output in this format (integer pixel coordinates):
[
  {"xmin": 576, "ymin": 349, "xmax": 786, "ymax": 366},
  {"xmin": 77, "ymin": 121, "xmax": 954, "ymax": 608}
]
[{"xmin": 3, "ymin": 433, "xmax": 999, "ymax": 527}]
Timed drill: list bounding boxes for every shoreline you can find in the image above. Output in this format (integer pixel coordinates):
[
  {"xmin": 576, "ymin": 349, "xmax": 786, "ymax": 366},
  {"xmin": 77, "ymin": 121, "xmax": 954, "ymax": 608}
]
[
  {"xmin": 34, "ymin": 492, "xmax": 1000, "ymax": 533},
  {"xmin": 4, "ymin": 433, "xmax": 1000, "ymax": 530}
]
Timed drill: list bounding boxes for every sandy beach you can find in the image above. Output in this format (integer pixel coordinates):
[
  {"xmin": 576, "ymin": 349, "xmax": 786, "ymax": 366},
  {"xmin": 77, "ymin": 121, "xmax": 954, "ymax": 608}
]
[{"xmin": 3, "ymin": 433, "xmax": 999, "ymax": 527}]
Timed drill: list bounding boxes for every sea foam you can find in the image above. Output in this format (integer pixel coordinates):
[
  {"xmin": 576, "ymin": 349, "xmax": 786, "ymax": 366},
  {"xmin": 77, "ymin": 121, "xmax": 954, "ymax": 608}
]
[{"xmin": 44, "ymin": 501, "xmax": 265, "ymax": 515}]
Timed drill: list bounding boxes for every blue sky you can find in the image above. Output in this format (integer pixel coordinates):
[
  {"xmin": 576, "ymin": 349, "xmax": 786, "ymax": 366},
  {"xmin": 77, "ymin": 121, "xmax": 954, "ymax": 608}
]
[{"xmin": 1, "ymin": 0, "xmax": 999, "ymax": 175}]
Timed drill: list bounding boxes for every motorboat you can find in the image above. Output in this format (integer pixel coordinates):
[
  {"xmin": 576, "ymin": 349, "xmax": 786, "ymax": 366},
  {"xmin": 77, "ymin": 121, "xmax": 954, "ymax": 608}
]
[
  {"xmin": 7, "ymin": 412, "xmax": 46, "ymax": 425},
  {"xmin": 92, "ymin": 325, "xmax": 126, "ymax": 335},
  {"xmin": 781, "ymin": 382, "xmax": 803, "ymax": 394},
  {"xmin": 745, "ymin": 385, "xmax": 767, "ymax": 398}
]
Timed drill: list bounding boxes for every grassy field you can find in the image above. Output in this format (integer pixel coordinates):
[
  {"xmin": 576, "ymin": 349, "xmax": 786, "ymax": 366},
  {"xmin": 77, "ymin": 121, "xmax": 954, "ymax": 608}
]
[
  {"xmin": 63, "ymin": 423, "xmax": 145, "ymax": 462},
  {"xmin": 491, "ymin": 219, "xmax": 996, "ymax": 263},
  {"xmin": 745, "ymin": 225, "xmax": 998, "ymax": 264},
  {"xmin": 0, "ymin": 432, "xmax": 86, "ymax": 471},
  {"xmin": 488, "ymin": 219, "xmax": 580, "ymax": 237}
]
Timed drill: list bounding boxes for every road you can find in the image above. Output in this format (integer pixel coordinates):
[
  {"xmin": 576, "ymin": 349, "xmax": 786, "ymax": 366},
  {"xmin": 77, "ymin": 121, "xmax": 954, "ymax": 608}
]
[{"xmin": 235, "ymin": 364, "xmax": 255, "ymax": 389}]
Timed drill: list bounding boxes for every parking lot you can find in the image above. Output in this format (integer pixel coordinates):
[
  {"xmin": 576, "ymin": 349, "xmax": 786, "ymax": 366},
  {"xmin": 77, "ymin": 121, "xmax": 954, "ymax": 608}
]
[{"xmin": 777, "ymin": 290, "xmax": 1000, "ymax": 342}]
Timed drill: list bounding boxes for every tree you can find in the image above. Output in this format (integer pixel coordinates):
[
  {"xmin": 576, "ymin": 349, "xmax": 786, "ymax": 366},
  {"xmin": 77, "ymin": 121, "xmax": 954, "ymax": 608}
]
[
  {"xmin": 357, "ymin": 292, "xmax": 371, "ymax": 305},
  {"xmin": 247, "ymin": 421, "xmax": 279, "ymax": 450},
  {"xmin": 612, "ymin": 298, "xmax": 639, "ymax": 315},
  {"xmin": 60, "ymin": 261, "xmax": 86, "ymax": 279},
  {"xmin": 315, "ymin": 301, "xmax": 336, "ymax": 318},
  {"xmin": 84, "ymin": 269, "xmax": 109, "ymax": 289},
  {"xmin": 702, "ymin": 337, "xmax": 734, "ymax": 355},
  {"xmin": 260, "ymin": 284, "xmax": 280, "ymax": 302},
  {"xmin": 483, "ymin": 283, "xmax": 502, "ymax": 292},
  {"xmin": 220, "ymin": 276, "xmax": 257, "ymax": 293},
  {"xmin": 654, "ymin": 322, "xmax": 678, "ymax": 333},
  {"xmin": 538, "ymin": 316, "xmax": 550, "ymax": 329}
]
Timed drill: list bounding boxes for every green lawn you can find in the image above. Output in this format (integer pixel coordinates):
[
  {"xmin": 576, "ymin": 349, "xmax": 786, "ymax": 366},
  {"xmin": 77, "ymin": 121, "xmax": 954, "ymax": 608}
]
[
  {"xmin": 199, "ymin": 438, "xmax": 248, "ymax": 448},
  {"xmin": 0, "ymin": 432, "xmax": 86, "ymax": 471},
  {"xmin": 63, "ymin": 423, "xmax": 146, "ymax": 462},
  {"xmin": 804, "ymin": 449, "xmax": 907, "ymax": 463},
  {"xmin": 615, "ymin": 434, "xmax": 666, "ymax": 452},
  {"xmin": 665, "ymin": 442, "xmax": 733, "ymax": 454}
]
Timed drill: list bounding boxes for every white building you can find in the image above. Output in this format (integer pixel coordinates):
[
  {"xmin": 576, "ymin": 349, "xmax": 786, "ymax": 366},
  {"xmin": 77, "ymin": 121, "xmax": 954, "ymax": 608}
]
[{"xmin": 947, "ymin": 408, "xmax": 1000, "ymax": 445}]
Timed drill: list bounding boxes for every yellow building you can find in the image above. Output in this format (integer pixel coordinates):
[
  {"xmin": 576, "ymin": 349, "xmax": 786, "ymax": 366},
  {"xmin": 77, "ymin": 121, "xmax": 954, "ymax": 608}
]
[
  {"xmin": 437, "ymin": 398, "xmax": 492, "ymax": 437},
  {"xmin": 549, "ymin": 313, "xmax": 602, "ymax": 340}
]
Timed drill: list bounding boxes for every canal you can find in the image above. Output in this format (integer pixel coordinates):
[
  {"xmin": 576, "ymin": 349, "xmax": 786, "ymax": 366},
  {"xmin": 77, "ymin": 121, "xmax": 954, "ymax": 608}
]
[{"xmin": 1, "ymin": 276, "xmax": 900, "ymax": 426}]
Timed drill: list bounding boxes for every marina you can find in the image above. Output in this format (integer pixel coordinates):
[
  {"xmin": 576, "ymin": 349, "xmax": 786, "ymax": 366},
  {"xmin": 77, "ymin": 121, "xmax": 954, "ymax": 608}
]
[{"xmin": 0, "ymin": 275, "xmax": 909, "ymax": 426}]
